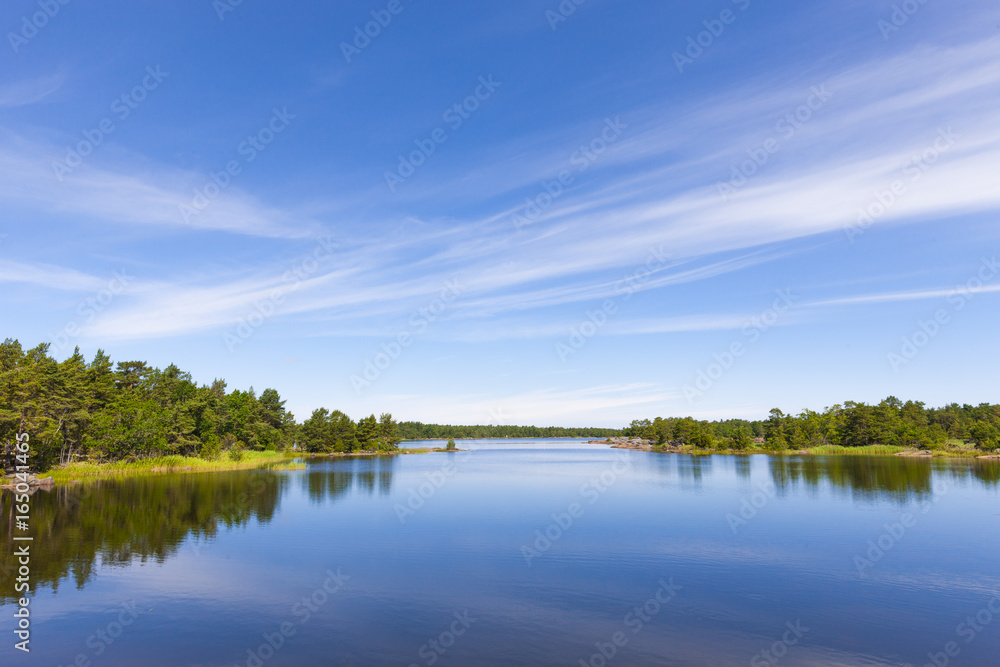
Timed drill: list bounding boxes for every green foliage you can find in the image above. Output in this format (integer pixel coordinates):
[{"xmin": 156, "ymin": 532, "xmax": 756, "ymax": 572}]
[
  {"xmin": 0, "ymin": 339, "xmax": 297, "ymax": 471},
  {"xmin": 808, "ymin": 444, "xmax": 905, "ymax": 455},
  {"xmin": 377, "ymin": 412, "xmax": 400, "ymax": 451},
  {"xmin": 355, "ymin": 414, "xmax": 379, "ymax": 451},
  {"xmin": 228, "ymin": 440, "xmax": 246, "ymax": 462},
  {"xmin": 626, "ymin": 397, "xmax": 1000, "ymax": 452},
  {"xmin": 446, "ymin": 438, "xmax": 457, "ymax": 450},
  {"xmin": 4, "ymin": 335, "xmax": 995, "ymax": 472},
  {"xmin": 689, "ymin": 422, "xmax": 714, "ymax": 449},
  {"xmin": 200, "ymin": 434, "xmax": 222, "ymax": 461},
  {"xmin": 300, "ymin": 408, "xmax": 358, "ymax": 453},
  {"xmin": 731, "ymin": 427, "xmax": 752, "ymax": 451},
  {"xmin": 764, "ymin": 433, "xmax": 787, "ymax": 452},
  {"xmin": 970, "ymin": 421, "xmax": 1000, "ymax": 451},
  {"xmin": 47, "ymin": 450, "xmax": 295, "ymax": 481}
]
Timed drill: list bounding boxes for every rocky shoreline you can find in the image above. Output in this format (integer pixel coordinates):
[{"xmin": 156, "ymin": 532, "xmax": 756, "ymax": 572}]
[
  {"xmin": 588, "ymin": 437, "xmax": 655, "ymax": 451},
  {"xmin": 588, "ymin": 437, "xmax": 691, "ymax": 453},
  {"xmin": 0, "ymin": 473, "xmax": 55, "ymax": 490}
]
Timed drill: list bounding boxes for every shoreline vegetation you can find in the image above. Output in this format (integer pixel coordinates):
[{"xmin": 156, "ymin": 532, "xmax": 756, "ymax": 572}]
[
  {"xmin": 27, "ymin": 451, "xmax": 306, "ymax": 485},
  {"xmin": 595, "ymin": 438, "xmax": 1000, "ymax": 459},
  {"xmin": 3, "ymin": 339, "xmax": 998, "ymax": 483},
  {"xmin": 0, "ymin": 339, "xmax": 613, "ymax": 484},
  {"xmin": 616, "ymin": 397, "xmax": 1000, "ymax": 459},
  {"xmin": 0, "ymin": 340, "xmax": 410, "ymax": 481}
]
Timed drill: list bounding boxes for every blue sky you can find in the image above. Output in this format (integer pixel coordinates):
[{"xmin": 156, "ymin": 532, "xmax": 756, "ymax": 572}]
[{"xmin": 1, "ymin": 0, "xmax": 998, "ymax": 427}]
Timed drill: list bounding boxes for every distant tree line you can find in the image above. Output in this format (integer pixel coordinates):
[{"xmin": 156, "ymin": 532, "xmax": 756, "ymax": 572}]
[
  {"xmin": 0, "ymin": 339, "xmax": 401, "ymax": 471},
  {"xmin": 396, "ymin": 422, "xmax": 620, "ymax": 441},
  {"xmin": 624, "ymin": 397, "xmax": 1000, "ymax": 451}
]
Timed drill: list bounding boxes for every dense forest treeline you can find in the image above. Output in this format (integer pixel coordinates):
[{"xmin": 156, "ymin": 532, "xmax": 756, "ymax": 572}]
[
  {"xmin": 624, "ymin": 397, "xmax": 1000, "ymax": 451},
  {"xmin": 0, "ymin": 339, "xmax": 616, "ymax": 471},
  {"xmin": 397, "ymin": 422, "xmax": 620, "ymax": 440},
  {"xmin": 0, "ymin": 339, "xmax": 402, "ymax": 471},
  {"xmin": 5, "ymin": 338, "xmax": 999, "ymax": 472}
]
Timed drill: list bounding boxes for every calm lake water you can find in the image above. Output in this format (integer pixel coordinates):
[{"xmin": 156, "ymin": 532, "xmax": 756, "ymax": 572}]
[{"xmin": 4, "ymin": 440, "xmax": 1000, "ymax": 666}]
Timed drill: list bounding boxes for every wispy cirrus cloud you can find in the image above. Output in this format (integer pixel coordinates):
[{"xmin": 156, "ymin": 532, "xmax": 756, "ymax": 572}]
[
  {"xmin": 6, "ymin": 37, "xmax": 1000, "ymax": 351},
  {"xmin": 0, "ymin": 74, "xmax": 64, "ymax": 108},
  {"xmin": 0, "ymin": 259, "xmax": 106, "ymax": 291},
  {"xmin": 806, "ymin": 282, "xmax": 1000, "ymax": 308},
  {"xmin": 0, "ymin": 131, "xmax": 317, "ymax": 239}
]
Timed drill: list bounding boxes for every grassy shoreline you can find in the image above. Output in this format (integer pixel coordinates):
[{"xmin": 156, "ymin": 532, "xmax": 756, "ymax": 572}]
[
  {"xmin": 23, "ymin": 448, "xmax": 451, "ymax": 485},
  {"xmin": 42, "ymin": 451, "xmax": 306, "ymax": 483}
]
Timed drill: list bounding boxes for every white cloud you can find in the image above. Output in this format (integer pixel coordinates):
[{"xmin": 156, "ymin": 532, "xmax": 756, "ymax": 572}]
[
  {"xmin": 5, "ymin": 38, "xmax": 1000, "ymax": 348},
  {"xmin": 807, "ymin": 283, "xmax": 1000, "ymax": 308},
  {"xmin": 0, "ymin": 131, "xmax": 316, "ymax": 238},
  {"xmin": 0, "ymin": 259, "xmax": 104, "ymax": 291},
  {"xmin": 0, "ymin": 74, "xmax": 63, "ymax": 108}
]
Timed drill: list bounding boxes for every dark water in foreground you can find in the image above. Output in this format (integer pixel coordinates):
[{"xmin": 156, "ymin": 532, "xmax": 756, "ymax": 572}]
[{"xmin": 3, "ymin": 440, "xmax": 1000, "ymax": 666}]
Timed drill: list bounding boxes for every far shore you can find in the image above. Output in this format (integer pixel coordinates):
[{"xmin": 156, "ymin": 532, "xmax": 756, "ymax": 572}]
[
  {"xmin": 301, "ymin": 447, "xmax": 466, "ymax": 456},
  {"xmin": 593, "ymin": 438, "xmax": 1000, "ymax": 459}
]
